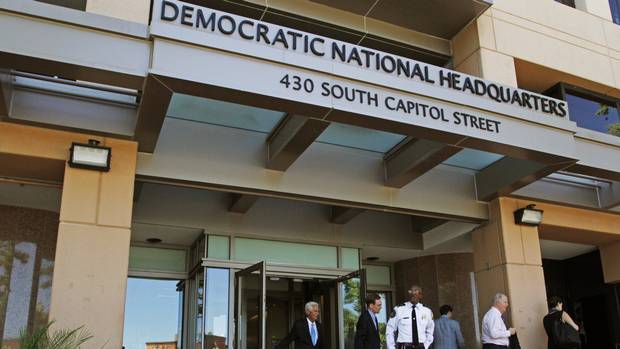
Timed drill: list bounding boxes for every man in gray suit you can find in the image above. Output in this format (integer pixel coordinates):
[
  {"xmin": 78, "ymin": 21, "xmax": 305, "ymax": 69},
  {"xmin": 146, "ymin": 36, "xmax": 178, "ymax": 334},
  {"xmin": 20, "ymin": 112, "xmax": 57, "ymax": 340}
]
[{"xmin": 432, "ymin": 305, "xmax": 465, "ymax": 349}]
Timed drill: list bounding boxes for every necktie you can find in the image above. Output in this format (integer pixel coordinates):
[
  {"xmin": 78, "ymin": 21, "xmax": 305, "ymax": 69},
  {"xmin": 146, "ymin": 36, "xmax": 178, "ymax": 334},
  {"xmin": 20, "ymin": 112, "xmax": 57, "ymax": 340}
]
[
  {"xmin": 374, "ymin": 314, "xmax": 379, "ymax": 329},
  {"xmin": 311, "ymin": 323, "xmax": 317, "ymax": 346},
  {"xmin": 411, "ymin": 306, "xmax": 419, "ymax": 344}
]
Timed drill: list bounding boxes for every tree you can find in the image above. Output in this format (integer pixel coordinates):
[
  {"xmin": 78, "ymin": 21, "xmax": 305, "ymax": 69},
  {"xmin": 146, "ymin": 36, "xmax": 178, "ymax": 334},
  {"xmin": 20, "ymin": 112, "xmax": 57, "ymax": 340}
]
[
  {"xmin": 594, "ymin": 103, "xmax": 620, "ymax": 137},
  {"xmin": 342, "ymin": 279, "xmax": 361, "ymax": 349}
]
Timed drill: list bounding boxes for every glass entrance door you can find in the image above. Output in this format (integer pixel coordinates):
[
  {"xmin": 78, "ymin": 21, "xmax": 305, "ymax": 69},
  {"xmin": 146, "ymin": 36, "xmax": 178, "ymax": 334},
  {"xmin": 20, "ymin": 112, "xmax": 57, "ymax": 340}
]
[
  {"xmin": 234, "ymin": 262, "xmax": 266, "ymax": 349},
  {"xmin": 337, "ymin": 269, "xmax": 367, "ymax": 349}
]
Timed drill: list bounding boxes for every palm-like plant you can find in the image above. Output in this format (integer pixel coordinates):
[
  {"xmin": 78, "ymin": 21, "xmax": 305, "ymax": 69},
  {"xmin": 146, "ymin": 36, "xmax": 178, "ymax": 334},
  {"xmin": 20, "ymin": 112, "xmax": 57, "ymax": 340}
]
[{"xmin": 19, "ymin": 321, "xmax": 93, "ymax": 349}]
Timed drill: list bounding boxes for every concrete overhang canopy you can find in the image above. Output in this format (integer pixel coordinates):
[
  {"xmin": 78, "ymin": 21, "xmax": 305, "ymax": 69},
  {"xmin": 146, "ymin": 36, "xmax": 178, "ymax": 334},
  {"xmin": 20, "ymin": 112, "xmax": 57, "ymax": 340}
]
[
  {"xmin": 309, "ymin": 0, "xmax": 493, "ymax": 39},
  {"xmin": 190, "ymin": 0, "xmax": 452, "ymax": 65}
]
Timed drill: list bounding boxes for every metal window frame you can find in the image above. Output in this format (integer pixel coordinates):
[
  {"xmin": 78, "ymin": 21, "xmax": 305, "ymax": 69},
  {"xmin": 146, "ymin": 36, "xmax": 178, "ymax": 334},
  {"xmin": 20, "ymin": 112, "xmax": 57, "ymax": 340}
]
[{"xmin": 546, "ymin": 82, "xmax": 620, "ymax": 134}]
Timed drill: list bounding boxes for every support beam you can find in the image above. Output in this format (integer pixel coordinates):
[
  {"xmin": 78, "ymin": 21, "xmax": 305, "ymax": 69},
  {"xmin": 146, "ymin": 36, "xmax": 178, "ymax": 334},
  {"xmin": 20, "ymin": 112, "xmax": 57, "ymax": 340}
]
[
  {"xmin": 565, "ymin": 164, "xmax": 620, "ymax": 181},
  {"xmin": 411, "ymin": 215, "xmax": 448, "ymax": 233},
  {"xmin": 600, "ymin": 240, "xmax": 620, "ymax": 284},
  {"xmin": 229, "ymin": 193, "xmax": 259, "ymax": 214},
  {"xmin": 422, "ymin": 221, "xmax": 479, "ymax": 249},
  {"xmin": 384, "ymin": 138, "xmax": 461, "ymax": 188},
  {"xmin": 475, "ymin": 157, "xmax": 574, "ymax": 201},
  {"xmin": 330, "ymin": 206, "xmax": 364, "ymax": 224},
  {"xmin": 133, "ymin": 74, "xmax": 173, "ymax": 153},
  {"xmin": 599, "ymin": 180, "xmax": 620, "ymax": 209},
  {"xmin": 0, "ymin": 69, "xmax": 11, "ymax": 119},
  {"xmin": 133, "ymin": 181, "xmax": 144, "ymax": 203},
  {"xmin": 266, "ymin": 114, "xmax": 329, "ymax": 171}
]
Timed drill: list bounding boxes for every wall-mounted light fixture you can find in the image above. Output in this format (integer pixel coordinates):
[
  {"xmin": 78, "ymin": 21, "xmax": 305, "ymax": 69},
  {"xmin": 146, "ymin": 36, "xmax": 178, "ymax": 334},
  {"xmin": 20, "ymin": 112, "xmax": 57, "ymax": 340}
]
[
  {"xmin": 68, "ymin": 139, "xmax": 111, "ymax": 172},
  {"xmin": 514, "ymin": 204, "xmax": 543, "ymax": 226}
]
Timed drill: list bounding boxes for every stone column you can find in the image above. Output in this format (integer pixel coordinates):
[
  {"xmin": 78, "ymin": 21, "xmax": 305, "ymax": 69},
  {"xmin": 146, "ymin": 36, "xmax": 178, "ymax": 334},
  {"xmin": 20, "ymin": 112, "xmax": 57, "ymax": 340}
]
[
  {"xmin": 452, "ymin": 12, "xmax": 519, "ymax": 87},
  {"xmin": 49, "ymin": 137, "xmax": 137, "ymax": 349},
  {"xmin": 472, "ymin": 197, "xmax": 548, "ymax": 349}
]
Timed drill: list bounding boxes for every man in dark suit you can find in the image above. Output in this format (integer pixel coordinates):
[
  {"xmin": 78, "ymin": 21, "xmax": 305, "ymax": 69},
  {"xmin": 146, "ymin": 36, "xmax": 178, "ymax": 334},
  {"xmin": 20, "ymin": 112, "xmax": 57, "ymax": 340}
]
[
  {"xmin": 355, "ymin": 293, "xmax": 383, "ymax": 349},
  {"xmin": 276, "ymin": 301, "xmax": 324, "ymax": 349}
]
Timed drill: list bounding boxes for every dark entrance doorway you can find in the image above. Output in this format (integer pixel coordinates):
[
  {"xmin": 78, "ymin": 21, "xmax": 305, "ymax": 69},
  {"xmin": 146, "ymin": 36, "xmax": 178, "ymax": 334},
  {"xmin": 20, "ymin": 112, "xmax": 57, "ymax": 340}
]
[
  {"xmin": 234, "ymin": 263, "xmax": 366, "ymax": 349},
  {"xmin": 543, "ymin": 250, "xmax": 620, "ymax": 349}
]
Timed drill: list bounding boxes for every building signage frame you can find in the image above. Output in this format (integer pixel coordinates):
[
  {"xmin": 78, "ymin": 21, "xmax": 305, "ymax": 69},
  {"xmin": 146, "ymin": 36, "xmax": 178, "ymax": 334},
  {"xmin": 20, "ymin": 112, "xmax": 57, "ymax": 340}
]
[{"xmin": 150, "ymin": 0, "xmax": 574, "ymax": 130}]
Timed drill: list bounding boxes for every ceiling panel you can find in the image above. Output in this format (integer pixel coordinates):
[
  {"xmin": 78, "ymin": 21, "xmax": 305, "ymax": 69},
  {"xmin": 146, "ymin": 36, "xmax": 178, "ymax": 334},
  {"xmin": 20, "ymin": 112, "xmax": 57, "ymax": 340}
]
[
  {"xmin": 309, "ymin": 0, "xmax": 378, "ymax": 15},
  {"xmin": 309, "ymin": 0, "xmax": 491, "ymax": 39},
  {"xmin": 442, "ymin": 148, "xmax": 504, "ymax": 171},
  {"xmin": 166, "ymin": 93, "xmax": 286, "ymax": 134},
  {"xmin": 540, "ymin": 239, "xmax": 597, "ymax": 260},
  {"xmin": 316, "ymin": 122, "xmax": 407, "ymax": 153}
]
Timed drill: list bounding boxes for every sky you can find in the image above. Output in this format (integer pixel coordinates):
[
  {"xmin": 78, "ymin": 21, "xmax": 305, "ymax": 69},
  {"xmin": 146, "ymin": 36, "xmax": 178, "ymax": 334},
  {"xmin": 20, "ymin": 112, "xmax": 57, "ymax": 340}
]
[{"xmin": 123, "ymin": 278, "xmax": 181, "ymax": 349}]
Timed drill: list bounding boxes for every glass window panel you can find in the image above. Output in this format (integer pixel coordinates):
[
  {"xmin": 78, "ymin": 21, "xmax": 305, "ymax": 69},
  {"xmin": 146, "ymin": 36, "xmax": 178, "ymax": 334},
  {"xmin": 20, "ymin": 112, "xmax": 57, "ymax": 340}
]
[
  {"xmin": 123, "ymin": 278, "xmax": 182, "ymax": 349},
  {"xmin": 167, "ymin": 94, "xmax": 286, "ymax": 134},
  {"xmin": 0, "ymin": 205, "xmax": 58, "ymax": 347},
  {"xmin": 208, "ymin": 235, "xmax": 230, "ymax": 260},
  {"xmin": 341, "ymin": 248, "xmax": 360, "ymax": 269},
  {"xmin": 233, "ymin": 238, "xmax": 338, "ymax": 268},
  {"xmin": 3, "ymin": 242, "xmax": 36, "ymax": 344},
  {"xmin": 177, "ymin": 282, "xmax": 185, "ymax": 349},
  {"xmin": 317, "ymin": 123, "xmax": 406, "ymax": 153},
  {"xmin": 205, "ymin": 268, "xmax": 230, "ymax": 349},
  {"xmin": 365, "ymin": 265, "xmax": 391, "ymax": 286},
  {"xmin": 128, "ymin": 246, "xmax": 187, "ymax": 273},
  {"xmin": 195, "ymin": 272, "xmax": 205, "ymax": 348},
  {"xmin": 566, "ymin": 92, "xmax": 620, "ymax": 137},
  {"xmin": 610, "ymin": 0, "xmax": 620, "ymax": 24},
  {"xmin": 188, "ymin": 277, "xmax": 197, "ymax": 347},
  {"xmin": 237, "ymin": 269, "xmax": 262, "ymax": 349}
]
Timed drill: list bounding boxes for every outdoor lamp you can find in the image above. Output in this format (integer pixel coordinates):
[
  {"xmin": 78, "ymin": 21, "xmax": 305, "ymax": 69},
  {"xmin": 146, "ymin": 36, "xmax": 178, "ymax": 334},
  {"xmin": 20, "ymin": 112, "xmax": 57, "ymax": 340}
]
[
  {"xmin": 68, "ymin": 139, "xmax": 111, "ymax": 171},
  {"xmin": 514, "ymin": 204, "xmax": 543, "ymax": 226}
]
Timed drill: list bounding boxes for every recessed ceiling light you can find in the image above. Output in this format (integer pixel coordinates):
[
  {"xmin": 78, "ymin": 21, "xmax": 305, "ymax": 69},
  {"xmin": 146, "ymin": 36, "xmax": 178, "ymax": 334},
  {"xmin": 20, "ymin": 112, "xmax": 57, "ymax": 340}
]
[{"xmin": 146, "ymin": 238, "xmax": 162, "ymax": 244}]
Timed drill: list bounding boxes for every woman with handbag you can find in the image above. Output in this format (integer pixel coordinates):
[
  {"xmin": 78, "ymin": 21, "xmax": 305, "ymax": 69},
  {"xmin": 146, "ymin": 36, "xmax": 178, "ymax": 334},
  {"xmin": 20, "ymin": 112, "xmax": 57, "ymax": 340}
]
[{"xmin": 543, "ymin": 296, "xmax": 580, "ymax": 349}]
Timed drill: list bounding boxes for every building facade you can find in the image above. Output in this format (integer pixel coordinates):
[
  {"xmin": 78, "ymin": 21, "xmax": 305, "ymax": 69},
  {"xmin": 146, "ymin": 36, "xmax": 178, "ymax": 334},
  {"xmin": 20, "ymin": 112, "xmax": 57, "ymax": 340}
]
[{"xmin": 1, "ymin": 0, "xmax": 620, "ymax": 349}]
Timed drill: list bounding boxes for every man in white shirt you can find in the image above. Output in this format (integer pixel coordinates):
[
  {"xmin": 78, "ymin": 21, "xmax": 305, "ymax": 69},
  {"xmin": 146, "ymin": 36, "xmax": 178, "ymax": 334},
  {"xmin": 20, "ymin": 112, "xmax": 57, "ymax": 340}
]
[
  {"xmin": 481, "ymin": 293, "xmax": 516, "ymax": 349},
  {"xmin": 387, "ymin": 285, "xmax": 434, "ymax": 349}
]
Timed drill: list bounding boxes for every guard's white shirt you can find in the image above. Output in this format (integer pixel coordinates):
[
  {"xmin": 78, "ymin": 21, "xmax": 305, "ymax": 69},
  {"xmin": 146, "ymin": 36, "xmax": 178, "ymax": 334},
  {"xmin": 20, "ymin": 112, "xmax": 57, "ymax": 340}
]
[
  {"xmin": 386, "ymin": 302, "xmax": 434, "ymax": 349},
  {"xmin": 481, "ymin": 307, "xmax": 510, "ymax": 346}
]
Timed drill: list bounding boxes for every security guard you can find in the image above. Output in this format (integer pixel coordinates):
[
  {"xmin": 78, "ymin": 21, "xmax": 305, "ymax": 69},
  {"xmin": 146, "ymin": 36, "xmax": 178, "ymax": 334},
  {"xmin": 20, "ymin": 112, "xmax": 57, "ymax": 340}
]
[{"xmin": 386, "ymin": 285, "xmax": 434, "ymax": 349}]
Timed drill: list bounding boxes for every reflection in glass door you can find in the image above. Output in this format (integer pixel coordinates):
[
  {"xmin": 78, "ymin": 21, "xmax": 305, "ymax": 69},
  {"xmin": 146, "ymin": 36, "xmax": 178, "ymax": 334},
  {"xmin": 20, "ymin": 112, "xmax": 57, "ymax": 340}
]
[
  {"xmin": 204, "ymin": 268, "xmax": 230, "ymax": 349},
  {"xmin": 195, "ymin": 272, "xmax": 205, "ymax": 349},
  {"xmin": 123, "ymin": 278, "xmax": 182, "ymax": 349},
  {"xmin": 338, "ymin": 270, "xmax": 367, "ymax": 349},
  {"xmin": 234, "ymin": 262, "xmax": 265, "ymax": 349}
]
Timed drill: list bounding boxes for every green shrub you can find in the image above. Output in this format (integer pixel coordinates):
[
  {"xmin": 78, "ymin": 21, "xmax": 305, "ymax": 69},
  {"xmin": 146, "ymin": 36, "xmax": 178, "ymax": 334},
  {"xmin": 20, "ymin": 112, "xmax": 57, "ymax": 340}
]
[{"xmin": 19, "ymin": 321, "xmax": 93, "ymax": 349}]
